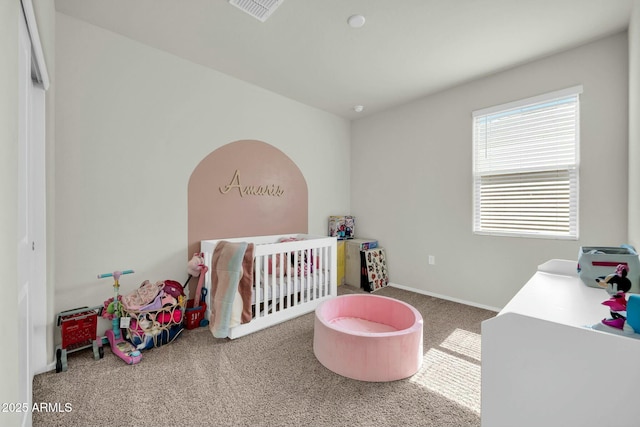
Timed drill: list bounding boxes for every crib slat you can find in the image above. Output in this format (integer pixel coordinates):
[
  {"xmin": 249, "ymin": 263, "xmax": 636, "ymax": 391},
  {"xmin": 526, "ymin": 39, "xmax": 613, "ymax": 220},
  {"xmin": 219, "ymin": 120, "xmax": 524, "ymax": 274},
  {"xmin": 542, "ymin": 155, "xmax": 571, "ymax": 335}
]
[
  {"xmin": 303, "ymin": 249, "xmax": 309, "ymax": 301},
  {"xmin": 323, "ymin": 245, "xmax": 328, "ymax": 296},
  {"xmin": 270, "ymin": 253, "xmax": 276, "ymax": 314},
  {"xmin": 293, "ymin": 250, "xmax": 300, "ymax": 305},
  {"xmin": 277, "ymin": 252, "xmax": 282, "ymax": 311},
  {"xmin": 308, "ymin": 248, "xmax": 313, "ymax": 300},
  {"xmin": 271, "ymin": 253, "xmax": 276, "ymax": 314},
  {"xmin": 264, "ymin": 253, "xmax": 271, "ymax": 317},
  {"xmin": 255, "ymin": 255, "xmax": 262, "ymax": 319},
  {"xmin": 285, "ymin": 252, "xmax": 292, "ymax": 308},
  {"xmin": 318, "ymin": 246, "xmax": 324, "ymax": 297},
  {"xmin": 324, "ymin": 245, "xmax": 330, "ymax": 296},
  {"xmin": 317, "ymin": 247, "xmax": 322, "ymax": 298}
]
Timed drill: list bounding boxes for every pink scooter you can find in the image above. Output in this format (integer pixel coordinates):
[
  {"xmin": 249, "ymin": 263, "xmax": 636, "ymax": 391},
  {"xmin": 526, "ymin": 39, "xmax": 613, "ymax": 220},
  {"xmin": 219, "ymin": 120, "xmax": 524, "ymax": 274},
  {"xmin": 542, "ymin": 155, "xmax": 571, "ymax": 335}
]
[{"xmin": 98, "ymin": 269, "xmax": 142, "ymax": 365}]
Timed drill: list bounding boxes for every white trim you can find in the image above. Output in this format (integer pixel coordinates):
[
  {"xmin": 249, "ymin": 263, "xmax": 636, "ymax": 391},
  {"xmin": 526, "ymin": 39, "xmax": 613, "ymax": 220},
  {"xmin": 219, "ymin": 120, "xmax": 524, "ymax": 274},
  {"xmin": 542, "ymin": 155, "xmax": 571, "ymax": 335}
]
[
  {"xmin": 473, "ymin": 230, "xmax": 578, "ymax": 241},
  {"xmin": 40, "ymin": 361, "xmax": 57, "ymax": 375},
  {"xmin": 18, "ymin": 12, "xmax": 32, "ymax": 427},
  {"xmin": 472, "ymin": 85, "xmax": 583, "ymax": 117},
  {"xmin": 20, "ymin": 0, "xmax": 49, "ymax": 90},
  {"xmin": 389, "ymin": 283, "xmax": 501, "ymax": 313},
  {"xmin": 30, "ymin": 83, "xmax": 47, "ymax": 375}
]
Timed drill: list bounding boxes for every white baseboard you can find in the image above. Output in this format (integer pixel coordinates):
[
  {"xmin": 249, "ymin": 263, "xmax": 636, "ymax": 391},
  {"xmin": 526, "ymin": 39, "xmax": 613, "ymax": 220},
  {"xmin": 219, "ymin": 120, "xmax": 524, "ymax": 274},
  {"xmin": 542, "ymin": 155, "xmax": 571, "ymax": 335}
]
[
  {"xmin": 389, "ymin": 283, "xmax": 501, "ymax": 313},
  {"xmin": 38, "ymin": 362, "xmax": 56, "ymax": 375}
]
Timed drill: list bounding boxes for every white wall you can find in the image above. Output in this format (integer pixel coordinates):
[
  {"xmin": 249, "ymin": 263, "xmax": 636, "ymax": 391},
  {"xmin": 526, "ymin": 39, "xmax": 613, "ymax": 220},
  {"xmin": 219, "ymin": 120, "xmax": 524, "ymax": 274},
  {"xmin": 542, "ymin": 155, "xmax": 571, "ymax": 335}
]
[
  {"xmin": 55, "ymin": 13, "xmax": 351, "ymax": 335},
  {"xmin": 352, "ymin": 33, "xmax": 629, "ymax": 309},
  {"xmin": 0, "ymin": 2, "xmax": 21, "ymax": 424}
]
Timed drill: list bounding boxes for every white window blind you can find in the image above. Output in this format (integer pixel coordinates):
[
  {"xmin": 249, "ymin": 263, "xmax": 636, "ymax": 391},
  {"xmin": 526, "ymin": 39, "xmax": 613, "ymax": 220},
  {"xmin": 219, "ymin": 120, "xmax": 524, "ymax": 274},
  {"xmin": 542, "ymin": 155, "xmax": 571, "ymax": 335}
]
[{"xmin": 472, "ymin": 86, "xmax": 582, "ymax": 239}]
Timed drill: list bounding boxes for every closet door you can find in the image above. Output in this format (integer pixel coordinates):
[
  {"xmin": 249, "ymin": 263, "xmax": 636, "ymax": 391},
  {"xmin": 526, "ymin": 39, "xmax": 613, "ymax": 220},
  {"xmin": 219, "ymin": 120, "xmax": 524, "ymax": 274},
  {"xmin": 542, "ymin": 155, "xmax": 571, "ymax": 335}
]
[{"xmin": 18, "ymin": 9, "xmax": 34, "ymax": 426}]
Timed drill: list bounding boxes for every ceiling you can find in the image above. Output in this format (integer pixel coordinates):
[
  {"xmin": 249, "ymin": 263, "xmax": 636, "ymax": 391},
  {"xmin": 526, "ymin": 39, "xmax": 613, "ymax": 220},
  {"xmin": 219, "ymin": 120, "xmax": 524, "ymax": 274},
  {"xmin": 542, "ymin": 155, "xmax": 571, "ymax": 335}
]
[{"xmin": 54, "ymin": 0, "xmax": 634, "ymax": 120}]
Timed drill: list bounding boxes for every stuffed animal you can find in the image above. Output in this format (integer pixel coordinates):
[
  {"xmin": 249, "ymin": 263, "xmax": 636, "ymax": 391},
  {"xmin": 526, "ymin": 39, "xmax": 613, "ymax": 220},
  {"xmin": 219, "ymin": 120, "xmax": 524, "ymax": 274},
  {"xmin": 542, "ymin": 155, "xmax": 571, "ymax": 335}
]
[
  {"xmin": 188, "ymin": 253, "xmax": 209, "ymax": 309},
  {"xmin": 267, "ymin": 237, "xmax": 301, "ymax": 276},
  {"xmin": 600, "ymin": 292, "xmax": 640, "ymax": 334},
  {"xmin": 599, "ymin": 264, "xmax": 633, "ymax": 329},
  {"xmin": 596, "ymin": 264, "xmax": 632, "ymax": 295},
  {"xmin": 156, "ymin": 308, "xmax": 182, "ymax": 324},
  {"xmin": 601, "ymin": 292, "xmax": 628, "ymax": 329},
  {"xmin": 187, "ymin": 253, "xmax": 205, "ymax": 277}
]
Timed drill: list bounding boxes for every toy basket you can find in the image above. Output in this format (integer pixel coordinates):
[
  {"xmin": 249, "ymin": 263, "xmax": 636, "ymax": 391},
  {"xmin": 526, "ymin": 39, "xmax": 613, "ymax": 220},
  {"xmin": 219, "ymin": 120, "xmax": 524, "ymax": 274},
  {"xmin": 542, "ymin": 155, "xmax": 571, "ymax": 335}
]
[
  {"xmin": 578, "ymin": 245, "xmax": 640, "ymax": 293},
  {"xmin": 185, "ymin": 299, "xmax": 207, "ymax": 330},
  {"xmin": 59, "ymin": 307, "xmax": 99, "ymax": 350},
  {"xmin": 123, "ymin": 299, "xmax": 185, "ymax": 350},
  {"xmin": 55, "ymin": 306, "xmax": 104, "ymax": 373}
]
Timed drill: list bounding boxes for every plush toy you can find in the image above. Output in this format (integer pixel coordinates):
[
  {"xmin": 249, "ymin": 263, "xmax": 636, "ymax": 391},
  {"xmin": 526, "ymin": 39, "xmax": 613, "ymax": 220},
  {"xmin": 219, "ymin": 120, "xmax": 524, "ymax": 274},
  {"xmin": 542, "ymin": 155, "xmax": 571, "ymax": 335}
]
[
  {"xmin": 102, "ymin": 295, "xmax": 122, "ymax": 320},
  {"xmin": 267, "ymin": 237, "xmax": 301, "ymax": 276},
  {"xmin": 596, "ymin": 264, "xmax": 632, "ymax": 295},
  {"xmin": 601, "ymin": 292, "xmax": 628, "ymax": 329},
  {"xmin": 598, "ymin": 264, "xmax": 633, "ymax": 330},
  {"xmin": 129, "ymin": 317, "xmax": 162, "ymax": 350},
  {"xmin": 188, "ymin": 257, "xmax": 209, "ymax": 309},
  {"xmin": 187, "ymin": 253, "xmax": 205, "ymax": 277},
  {"xmin": 160, "ymin": 291, "xmax": 177, "ymax": 308},
  {"xmin": 162, "ymin": 279, "xmax": 185, "ymax": 299},
  {"xmin": 156, "ymin": 309, "xmax": 182, "ymax": 324}
]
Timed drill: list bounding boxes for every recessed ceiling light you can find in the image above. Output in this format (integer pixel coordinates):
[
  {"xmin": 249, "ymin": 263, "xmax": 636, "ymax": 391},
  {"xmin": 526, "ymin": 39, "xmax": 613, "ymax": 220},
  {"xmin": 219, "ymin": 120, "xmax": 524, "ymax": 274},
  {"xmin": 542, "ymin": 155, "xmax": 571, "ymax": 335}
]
[
  {"xmin": 354, "ymin": 105, "xmax": 364, "ymax": 113},
  {"xmin": 347, "ymin": 14, "xmax": 366, "ymax": 28}
]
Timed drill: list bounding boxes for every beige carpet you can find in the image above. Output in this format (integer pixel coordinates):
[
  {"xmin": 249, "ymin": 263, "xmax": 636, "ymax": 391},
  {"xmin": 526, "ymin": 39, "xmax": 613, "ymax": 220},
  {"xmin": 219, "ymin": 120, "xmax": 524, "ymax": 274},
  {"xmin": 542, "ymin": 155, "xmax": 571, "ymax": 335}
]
[{"xmin": 33, "ymin": 285, "xmax": 496, "ymax": 427}]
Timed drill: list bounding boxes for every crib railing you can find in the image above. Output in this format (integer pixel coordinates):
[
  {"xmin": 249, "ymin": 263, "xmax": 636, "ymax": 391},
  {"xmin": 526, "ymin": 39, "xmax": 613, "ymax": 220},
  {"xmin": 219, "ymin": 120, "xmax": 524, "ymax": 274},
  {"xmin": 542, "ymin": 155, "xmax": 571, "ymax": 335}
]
[
  {"xmin": 201, "ymin": 234, "xmax": 337, "ymax": 339},
  {"xmin": 254, "ymin": 239, "xmax": 331, "ymax": 317}
]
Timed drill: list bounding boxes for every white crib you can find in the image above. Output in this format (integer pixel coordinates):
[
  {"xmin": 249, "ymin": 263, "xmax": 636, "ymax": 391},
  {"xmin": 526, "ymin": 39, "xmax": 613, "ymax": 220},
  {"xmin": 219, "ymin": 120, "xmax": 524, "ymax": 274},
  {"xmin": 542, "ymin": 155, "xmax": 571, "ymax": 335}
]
[{"xmin": 201, "ymin": 234, "xmax": 337, "ymax": 339}]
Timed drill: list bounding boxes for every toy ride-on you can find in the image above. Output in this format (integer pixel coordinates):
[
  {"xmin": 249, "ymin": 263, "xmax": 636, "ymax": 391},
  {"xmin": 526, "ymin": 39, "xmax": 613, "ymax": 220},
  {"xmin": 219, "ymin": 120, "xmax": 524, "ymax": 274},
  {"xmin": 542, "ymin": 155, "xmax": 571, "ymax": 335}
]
[{"xmin": 98, "ymin": 269, "xmax": 142, "ymax": 365}]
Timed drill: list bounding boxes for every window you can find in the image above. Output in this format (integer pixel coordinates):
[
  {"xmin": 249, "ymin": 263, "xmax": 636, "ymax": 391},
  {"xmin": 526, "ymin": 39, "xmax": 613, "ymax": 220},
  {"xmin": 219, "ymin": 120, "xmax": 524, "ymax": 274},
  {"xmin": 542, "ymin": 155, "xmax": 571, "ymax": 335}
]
[{"xmin": 472, "ymin": 86, "xmax": 582, "ymax": 239}]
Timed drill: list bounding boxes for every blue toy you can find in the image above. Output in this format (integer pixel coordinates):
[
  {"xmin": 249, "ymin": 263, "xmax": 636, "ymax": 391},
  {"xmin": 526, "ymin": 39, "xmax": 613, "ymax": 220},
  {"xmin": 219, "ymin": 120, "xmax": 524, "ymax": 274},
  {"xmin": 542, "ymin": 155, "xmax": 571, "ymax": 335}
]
[{"xmin": 625, "ymin": 295, "xmax": 640, "ymax": 333}]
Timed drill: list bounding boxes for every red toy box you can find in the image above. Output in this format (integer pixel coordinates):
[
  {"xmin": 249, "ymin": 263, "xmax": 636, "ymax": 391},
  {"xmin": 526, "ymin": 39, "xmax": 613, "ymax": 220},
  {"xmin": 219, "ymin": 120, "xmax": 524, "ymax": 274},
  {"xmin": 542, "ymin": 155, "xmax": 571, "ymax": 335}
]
[
  {"xmin": 59, "ymin": 308, "xmax": 98, "ymax": 350},
  {"xmin": 185, "ymin": 300, "xmax": 207, "ymax": 330}
]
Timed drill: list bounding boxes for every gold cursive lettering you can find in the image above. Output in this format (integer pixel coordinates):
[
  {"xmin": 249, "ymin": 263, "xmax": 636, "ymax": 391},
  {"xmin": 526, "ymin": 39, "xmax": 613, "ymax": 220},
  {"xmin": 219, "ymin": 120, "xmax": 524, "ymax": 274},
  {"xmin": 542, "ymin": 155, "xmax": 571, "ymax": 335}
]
[{"xmin": 219, "ymin": 169, "xmax": 285, "ymax": 197}]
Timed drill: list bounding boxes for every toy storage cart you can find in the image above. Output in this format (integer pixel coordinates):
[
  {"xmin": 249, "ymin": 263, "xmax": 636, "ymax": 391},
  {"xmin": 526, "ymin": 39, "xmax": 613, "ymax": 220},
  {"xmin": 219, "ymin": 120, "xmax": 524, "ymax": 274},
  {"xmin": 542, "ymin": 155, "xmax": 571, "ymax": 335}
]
[{"xmin": 55, "ymin": 306, "xmax": 104, "ymax": 373}]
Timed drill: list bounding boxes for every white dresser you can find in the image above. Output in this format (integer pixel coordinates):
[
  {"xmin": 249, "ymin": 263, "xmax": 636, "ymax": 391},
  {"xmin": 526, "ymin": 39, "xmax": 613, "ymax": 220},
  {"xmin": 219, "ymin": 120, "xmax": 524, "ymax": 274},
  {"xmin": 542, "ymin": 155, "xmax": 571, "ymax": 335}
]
[{"xmin": 481, "ymin": 259, "xmax": 640, "ymax": 427}]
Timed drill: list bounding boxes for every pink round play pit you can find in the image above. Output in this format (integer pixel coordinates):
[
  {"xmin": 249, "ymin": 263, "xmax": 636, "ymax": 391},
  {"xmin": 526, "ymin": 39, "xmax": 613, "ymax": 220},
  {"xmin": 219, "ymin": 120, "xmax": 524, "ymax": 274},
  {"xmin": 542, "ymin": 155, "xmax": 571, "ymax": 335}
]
[{"xmin": 313, "ymin": 294, "xmax": 423, "ymax": 382}]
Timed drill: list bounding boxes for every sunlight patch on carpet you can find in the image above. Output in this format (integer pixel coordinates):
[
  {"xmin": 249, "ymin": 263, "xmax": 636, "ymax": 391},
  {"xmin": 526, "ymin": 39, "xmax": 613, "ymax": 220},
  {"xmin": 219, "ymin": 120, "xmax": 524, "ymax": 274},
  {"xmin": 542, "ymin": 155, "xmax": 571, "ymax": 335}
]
[
  {"xmin": 410, "ymin": 348, "xmax": 481, "ymax": 414},
  {"xmin": 440, "ymin": 328, "xmax": 481, "ymax": 361}
]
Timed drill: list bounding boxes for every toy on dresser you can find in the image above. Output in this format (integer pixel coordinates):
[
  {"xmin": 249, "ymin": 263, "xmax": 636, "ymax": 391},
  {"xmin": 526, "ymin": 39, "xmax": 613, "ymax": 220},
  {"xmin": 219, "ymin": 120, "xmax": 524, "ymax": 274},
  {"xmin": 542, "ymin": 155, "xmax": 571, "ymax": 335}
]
[
  {"xmin": 328, "ymin": 215, "xmax": 355, "ymax": 240},
  {"xmin": 597, "ymin": 263, "xmax": 640, "ymax": 334}
]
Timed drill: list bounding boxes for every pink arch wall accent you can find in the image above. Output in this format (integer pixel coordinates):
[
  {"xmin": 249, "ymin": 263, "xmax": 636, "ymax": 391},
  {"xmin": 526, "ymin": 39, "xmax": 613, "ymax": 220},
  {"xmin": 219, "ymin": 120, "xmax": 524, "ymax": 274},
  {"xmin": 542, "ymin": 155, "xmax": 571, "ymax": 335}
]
[{"xmin": 188, "ymin": 140, "xmax": 308, "ymax": 258}]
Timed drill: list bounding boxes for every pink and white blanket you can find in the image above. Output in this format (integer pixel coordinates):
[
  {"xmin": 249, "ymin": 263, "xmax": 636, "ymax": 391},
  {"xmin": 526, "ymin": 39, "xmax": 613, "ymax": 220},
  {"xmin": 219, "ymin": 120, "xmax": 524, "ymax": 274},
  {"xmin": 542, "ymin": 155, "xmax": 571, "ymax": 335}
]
[{"xmin": 209, "ymin": 241, "xmax": 254, "ymax": 338}]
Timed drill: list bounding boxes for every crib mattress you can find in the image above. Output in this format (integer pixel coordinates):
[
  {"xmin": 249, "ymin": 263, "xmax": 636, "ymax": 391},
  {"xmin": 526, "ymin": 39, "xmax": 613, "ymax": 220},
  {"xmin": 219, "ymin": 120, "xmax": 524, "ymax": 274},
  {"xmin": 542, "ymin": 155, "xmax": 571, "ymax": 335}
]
[{"xmin": 253, "ymin": 272, "xmax": 327, "ymax": 304}]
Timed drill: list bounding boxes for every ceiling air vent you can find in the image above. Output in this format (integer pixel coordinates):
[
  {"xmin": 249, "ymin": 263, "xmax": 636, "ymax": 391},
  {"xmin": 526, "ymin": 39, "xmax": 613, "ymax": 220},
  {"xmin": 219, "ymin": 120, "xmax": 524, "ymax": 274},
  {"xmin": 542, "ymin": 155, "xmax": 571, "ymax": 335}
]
[{"xmin": 228, "ymin": 0, "xmax": 284, "ymax": 22}]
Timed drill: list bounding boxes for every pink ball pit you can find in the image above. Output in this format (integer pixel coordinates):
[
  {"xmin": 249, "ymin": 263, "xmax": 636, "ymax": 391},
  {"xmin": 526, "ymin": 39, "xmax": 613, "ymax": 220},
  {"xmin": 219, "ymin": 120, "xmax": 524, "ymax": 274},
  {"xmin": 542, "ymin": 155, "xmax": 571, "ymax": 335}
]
[{"xmin": 313, "ymin": 294, "xmax": 423, "ymax": 382}]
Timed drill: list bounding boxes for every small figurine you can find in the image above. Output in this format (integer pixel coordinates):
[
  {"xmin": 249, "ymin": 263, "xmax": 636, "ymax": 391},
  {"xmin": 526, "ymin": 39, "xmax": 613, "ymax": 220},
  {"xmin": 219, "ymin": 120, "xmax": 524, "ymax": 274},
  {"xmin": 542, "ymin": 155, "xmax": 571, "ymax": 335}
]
[
  {"xmin": 598, "ymin": 264, "xmax": 632, "ymax": 330},
  {"xmin": 596, "ymin": 263, "xmax": 632, "ymax": 295}
]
